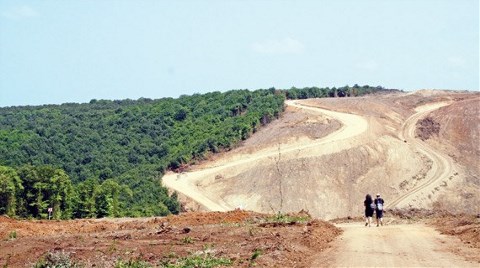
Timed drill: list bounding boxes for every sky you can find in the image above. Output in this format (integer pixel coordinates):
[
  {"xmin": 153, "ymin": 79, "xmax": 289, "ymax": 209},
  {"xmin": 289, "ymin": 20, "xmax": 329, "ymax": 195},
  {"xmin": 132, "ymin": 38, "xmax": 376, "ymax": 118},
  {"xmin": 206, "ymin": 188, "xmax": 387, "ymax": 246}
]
[{"xmin": 0, "ymin": 0, "xmax": 478, "ymax": 107}]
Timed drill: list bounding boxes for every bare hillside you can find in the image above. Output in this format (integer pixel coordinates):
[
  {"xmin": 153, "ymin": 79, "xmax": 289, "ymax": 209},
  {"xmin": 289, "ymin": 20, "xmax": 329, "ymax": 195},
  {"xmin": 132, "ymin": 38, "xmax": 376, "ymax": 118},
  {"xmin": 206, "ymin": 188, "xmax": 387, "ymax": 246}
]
[{"xmin": 163, "ymin": 90, "xmax": 480, "ymax": 219}]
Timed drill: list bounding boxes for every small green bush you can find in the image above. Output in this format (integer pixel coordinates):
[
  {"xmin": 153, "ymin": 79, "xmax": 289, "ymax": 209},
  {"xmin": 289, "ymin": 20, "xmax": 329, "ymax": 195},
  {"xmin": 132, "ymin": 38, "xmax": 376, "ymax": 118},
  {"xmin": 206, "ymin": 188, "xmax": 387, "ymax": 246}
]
[
  {"xmin": 161, "ymin": 253, "xmax": 232, "ymax": 268},
  {"xmin": 267, "ymin": 212, "xmax": 310, "ymax": 223},
  {"xmin": 8, "ymin": 231, "xmax": 17, "ymax": 240},
  {"xmin": 182, "ymin": 236, "xmax": 194, "ymax": 244},
  {"xmin": 34, "ymin": 251, "xmax": 83, "ymax": 268},
  {"xmin": 115, "ymin": 259, "xmax": 153, "ymax": 268}
]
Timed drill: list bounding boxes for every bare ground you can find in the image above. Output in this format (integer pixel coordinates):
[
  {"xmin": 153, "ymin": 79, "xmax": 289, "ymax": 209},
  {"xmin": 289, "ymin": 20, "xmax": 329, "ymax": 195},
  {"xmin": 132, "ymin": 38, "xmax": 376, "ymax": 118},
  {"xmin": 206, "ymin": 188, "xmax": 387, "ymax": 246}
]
[
  {"xmin": 0, "ymin": 211, "xmax": 341, "ymax": 267},
  {"xmin": 313, "ymin": 222, "xmax": 478, "ymax": 267},
  {"xmin": 1, "ymin": 210, "xmax": 478, "ymax": 267}
]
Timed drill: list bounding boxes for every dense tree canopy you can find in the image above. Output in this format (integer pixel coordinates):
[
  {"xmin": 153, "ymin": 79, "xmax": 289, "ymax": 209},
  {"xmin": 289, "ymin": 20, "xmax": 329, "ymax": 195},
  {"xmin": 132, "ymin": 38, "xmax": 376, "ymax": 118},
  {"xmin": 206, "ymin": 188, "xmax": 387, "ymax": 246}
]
[
  {"xmin": 0, "ymin": 89, "xmax": 285, "ymax": 218},
  {"xmin": 282, "ymin": 85, "xmax": 394, "ymax": 99}
]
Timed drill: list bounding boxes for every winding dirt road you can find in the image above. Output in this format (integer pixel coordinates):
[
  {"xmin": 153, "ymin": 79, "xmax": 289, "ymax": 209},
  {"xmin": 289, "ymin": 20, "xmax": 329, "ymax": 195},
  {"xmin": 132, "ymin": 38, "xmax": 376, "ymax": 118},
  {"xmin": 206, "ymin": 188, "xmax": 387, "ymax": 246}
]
[
  {"xmin": 388, "ymin": 102, "xmax": 455, "ymax": 208},
  {"xmin": 312, "ymin": 223, "xmax": 477, "ymax": 267},
  {"xmin": 162, "ymin": 98, "xmax": 477, "ymax": 266},
  {"xmin": 162, "ymin": 100, "xmax": 368, "ymax": 211},
  {"xmin": 163, "ymin": 100, "xmax": 456, "ymax": 211}
]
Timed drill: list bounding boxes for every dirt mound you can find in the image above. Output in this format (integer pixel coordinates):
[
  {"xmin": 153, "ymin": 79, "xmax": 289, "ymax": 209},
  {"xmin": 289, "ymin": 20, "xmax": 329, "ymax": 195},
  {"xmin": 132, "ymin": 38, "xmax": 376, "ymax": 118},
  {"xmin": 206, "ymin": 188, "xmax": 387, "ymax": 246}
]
[
  {"xmin": 0, "ymin": 211, "xmax": 341, "ymax": 267},
  {"xmin": 163, "ymin": 209, "xmax": 266, "ymax": 226},
  {"xmin": 431, "ymin": 214, "xmax": 480, "ymax": 249},
  {"xmin": 416, "ymin": 117, "xmax": 441, "ymax": 140}
]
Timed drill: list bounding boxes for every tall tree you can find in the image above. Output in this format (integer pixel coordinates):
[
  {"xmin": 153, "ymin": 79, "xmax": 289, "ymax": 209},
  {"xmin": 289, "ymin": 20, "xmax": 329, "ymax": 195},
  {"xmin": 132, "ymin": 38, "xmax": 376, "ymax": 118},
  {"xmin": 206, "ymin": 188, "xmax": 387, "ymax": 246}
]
[{"xmin": 0, "ymin": 166, "xmax": 23, "ymax": 216}]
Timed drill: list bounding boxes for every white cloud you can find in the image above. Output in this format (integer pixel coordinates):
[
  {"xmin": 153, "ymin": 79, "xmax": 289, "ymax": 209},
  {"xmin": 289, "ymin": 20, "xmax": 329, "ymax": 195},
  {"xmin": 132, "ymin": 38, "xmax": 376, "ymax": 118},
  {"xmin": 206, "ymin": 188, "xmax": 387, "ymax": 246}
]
[
  {"xmin": 251, "ymin": 38, "xmax": 305, "ymax": 54},
  {"xmin": 447, "ymin": 56, "xmax": 466, "ymax": 68},
  {"xmin": 2, "ymin": 5, "xmax": 39, "ymax": 20},
  {"xmin": 356, "ymin": 60, "xmax": 379, "ymax": 71}
]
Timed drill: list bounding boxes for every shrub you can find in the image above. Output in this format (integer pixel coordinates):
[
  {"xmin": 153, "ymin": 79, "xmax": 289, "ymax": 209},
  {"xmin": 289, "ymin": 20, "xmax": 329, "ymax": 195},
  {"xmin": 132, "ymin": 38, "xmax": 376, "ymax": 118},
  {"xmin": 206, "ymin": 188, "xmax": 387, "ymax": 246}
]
[{"xmin": 34, "ymin": 251, "xmax": 83, "ymax": 268}]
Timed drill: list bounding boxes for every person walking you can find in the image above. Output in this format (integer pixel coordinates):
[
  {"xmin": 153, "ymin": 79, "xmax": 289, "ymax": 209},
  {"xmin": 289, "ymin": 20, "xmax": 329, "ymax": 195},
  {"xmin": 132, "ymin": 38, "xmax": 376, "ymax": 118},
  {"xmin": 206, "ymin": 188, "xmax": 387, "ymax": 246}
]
[
  {"xmin": 364, "ymin": 194, "xmax": 374, "ymax": 227},
  {"xmin": 374, "ymin": 193, "xmax": 385, "ymax": 227}
]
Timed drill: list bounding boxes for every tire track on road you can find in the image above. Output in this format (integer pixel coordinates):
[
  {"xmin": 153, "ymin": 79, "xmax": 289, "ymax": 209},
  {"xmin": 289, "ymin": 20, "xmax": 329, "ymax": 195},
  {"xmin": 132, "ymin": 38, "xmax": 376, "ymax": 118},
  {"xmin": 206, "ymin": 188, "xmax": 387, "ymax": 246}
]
[{"xmin": 388, "ymin": 102, "xmax": 454, "ymax": 209}]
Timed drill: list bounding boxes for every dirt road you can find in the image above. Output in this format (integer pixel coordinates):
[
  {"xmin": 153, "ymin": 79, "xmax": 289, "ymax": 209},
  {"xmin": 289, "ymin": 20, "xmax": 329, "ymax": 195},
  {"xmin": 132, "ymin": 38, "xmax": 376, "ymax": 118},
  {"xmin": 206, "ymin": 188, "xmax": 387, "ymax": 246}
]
[
  {"xmin": 162, "ymin": 100, "xmax": 368, "ymax": 211},
  {"xmin": 313, "ymin": 223, "xmax": 477, "ymax": 267},
  {"xmin": 389, "ymin": 101, "xmax": 455, "ymax": 208}
]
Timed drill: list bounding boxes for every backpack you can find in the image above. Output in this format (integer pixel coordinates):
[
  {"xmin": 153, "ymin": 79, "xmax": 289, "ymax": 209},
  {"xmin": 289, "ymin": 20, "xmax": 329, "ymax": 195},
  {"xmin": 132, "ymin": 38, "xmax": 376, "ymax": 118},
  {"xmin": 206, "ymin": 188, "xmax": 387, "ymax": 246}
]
[
  {"xmin": 370, "ymin": 203, "xmax": 376, "ymax": 210},
  {"xmin": 376, "ymin": 200, "xmax": 383, "ymax": 211}
]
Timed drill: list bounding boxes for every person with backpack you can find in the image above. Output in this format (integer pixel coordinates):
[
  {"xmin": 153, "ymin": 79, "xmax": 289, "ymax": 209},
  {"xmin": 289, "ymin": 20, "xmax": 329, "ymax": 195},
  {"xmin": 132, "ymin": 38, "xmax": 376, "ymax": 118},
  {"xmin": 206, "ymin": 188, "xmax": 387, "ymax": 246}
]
[
  {"xmin": 374, "ymin": 193, "xmax": 385, "ymax": 227},
  {"xmin": 364, "ymin": 194, "xmax": 375, "ymax": 227}
]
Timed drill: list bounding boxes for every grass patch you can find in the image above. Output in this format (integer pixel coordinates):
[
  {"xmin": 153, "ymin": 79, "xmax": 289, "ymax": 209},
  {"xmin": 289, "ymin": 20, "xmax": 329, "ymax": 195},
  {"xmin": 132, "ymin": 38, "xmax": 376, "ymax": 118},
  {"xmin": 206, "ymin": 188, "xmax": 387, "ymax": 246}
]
[
  {"xmin": 267, "ymin": 212, "xmax": 310, "ymax": 223},
  {"xmin": 160, "ymin": 253, "xmax": 232, "ymax": 268},
  {"xmin": 182, "ymin": 236, "xmax": 194, "ymax": 244},
  {"xmin": 8, "ymin": 230, "xmax": 17, "ymax": 240},
  {"xmin": 115, "ymin": 259, "xmax": 153, "ymax": 268}
]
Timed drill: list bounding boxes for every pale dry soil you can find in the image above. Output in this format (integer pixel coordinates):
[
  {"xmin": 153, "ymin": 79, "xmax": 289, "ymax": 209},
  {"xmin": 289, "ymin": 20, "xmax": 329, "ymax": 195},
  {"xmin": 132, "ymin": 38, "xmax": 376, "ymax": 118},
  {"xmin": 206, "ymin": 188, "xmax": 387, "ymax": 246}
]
[
  {"xmin": 163, "ymin": 95, "xmax": 466, "ymax": 218},
  {"xmin": 313, "ymin": 222, "xmax": 478, "ymax": 267}
]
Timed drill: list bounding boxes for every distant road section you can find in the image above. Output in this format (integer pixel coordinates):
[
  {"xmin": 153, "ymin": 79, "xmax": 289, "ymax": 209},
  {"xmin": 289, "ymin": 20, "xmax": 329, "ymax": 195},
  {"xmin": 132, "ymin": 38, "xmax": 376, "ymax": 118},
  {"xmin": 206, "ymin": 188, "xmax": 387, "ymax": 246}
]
[{"xmin": 389, "ymin": 101, "xmax": 454, "ymax": 208}]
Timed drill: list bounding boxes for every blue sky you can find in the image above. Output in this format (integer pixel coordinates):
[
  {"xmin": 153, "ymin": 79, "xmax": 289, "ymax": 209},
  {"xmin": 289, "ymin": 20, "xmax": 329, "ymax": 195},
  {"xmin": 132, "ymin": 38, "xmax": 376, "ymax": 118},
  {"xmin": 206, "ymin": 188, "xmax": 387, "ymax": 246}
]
[{"xmin": 0, "ymin": 0, "xmax": 478, "ymax": 107}]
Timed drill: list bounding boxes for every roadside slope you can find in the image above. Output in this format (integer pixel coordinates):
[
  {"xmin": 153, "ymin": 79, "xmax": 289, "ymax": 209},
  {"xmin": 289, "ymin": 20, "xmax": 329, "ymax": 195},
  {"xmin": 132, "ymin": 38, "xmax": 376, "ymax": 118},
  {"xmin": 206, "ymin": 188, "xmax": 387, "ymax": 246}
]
[{"xmin": 388, "ymin": 101, "xmax": 457, "ymax": 208}]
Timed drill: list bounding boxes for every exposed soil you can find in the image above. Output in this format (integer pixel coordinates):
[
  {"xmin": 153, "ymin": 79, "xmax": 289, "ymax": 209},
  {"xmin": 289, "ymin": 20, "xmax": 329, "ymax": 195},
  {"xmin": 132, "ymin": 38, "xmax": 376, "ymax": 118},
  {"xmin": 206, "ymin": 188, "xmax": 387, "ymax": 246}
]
[
  {"xmin": 314, "ymin": 221, "xmax": 478, "ymax": 267},
  {"xmin": 0, "ymin": 211, "xmax": 341, "ymax": 267},
  {"xmin": 416, "ymin": 116, "xmax": 441, "ymax": 141},
  {"xmin": 431, "ymin": 214, "xmax": 480, "ymax": 251},
  {"xmin": 164, "ymin": 90, "xmax": 479, "ymax": 219},
  {"xmin": 324, "ymin": 209, "xmax": 480, "ymax": 265}
]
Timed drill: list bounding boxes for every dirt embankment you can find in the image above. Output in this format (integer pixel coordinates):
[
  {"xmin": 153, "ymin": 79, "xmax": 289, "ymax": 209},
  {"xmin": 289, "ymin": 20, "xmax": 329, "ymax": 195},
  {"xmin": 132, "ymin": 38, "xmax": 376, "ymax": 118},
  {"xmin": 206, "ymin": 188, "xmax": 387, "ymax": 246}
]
[
  {"xmin": 0, "ymin": 211, "xmax": 341, "ymax": 267},
  {"xmin": 421, "ymin": 96, "xmax": 480, "ymax": 215}
]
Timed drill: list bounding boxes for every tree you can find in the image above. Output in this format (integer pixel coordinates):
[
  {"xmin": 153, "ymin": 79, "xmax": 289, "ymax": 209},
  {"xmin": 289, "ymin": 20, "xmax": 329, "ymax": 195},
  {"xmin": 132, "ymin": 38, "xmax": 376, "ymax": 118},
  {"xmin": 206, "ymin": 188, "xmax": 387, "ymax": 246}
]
[
  {"xmin": 95, "ymin": 179, "xmax": 132, "ymax": 218},
  {"xmin": 49, "ymin": 168, "xmax": 74, "ymax": 219},
  {"xmin": 17, "ymin": 165, "xmax": 74, "ymax": 219},
  {"xmin": 73, "ymin": 178, "xmax": 99, "ymax": 218},
  {"xmin": 0, "ymin": 166, "xmax": 23, "ymax": 216}
]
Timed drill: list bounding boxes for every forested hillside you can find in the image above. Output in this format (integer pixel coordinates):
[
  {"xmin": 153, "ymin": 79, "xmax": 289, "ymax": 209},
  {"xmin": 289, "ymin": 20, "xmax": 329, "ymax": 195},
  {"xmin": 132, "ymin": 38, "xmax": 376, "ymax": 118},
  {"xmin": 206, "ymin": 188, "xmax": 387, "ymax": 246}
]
[
  {"xmin": 0, "ymin": 89, "xmax": 284, "ymax": 218},
  {"xmin": 0, "ymin": 86, "xmax": 388, "ymax": 219}
]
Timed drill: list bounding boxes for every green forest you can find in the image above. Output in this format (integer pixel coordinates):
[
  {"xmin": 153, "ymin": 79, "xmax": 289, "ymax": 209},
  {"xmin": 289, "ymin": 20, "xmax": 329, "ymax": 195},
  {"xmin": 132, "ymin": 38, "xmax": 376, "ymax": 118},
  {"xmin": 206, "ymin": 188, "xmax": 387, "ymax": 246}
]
[{"xmin": 0, "ymin": 86, "xmax": 388, "ymax": 219}]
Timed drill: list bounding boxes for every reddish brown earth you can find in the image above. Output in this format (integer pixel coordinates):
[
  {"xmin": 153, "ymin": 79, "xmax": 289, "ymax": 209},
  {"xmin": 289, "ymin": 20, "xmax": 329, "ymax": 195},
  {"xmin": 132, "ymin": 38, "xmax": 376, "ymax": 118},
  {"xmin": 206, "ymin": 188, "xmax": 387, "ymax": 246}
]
[
  {"xmin": 0, "ymin": 211, "xmax": 341, "ymax": 267},
  {"xmin": 1, "ymin": 210, "xmax": 478, "ymax": 267}
]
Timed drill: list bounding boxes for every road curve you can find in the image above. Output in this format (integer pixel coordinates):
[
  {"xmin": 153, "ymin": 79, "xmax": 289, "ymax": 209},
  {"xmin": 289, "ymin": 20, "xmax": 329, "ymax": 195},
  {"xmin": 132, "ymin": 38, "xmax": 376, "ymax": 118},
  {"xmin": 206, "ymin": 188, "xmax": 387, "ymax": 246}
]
[
  {"xmin": 388, "ymin": 102, "xmax": 454, "ymax": 208},
  {"xmin": 162, "ymin": 100, "xmax": 369, "ymax": 211}
]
